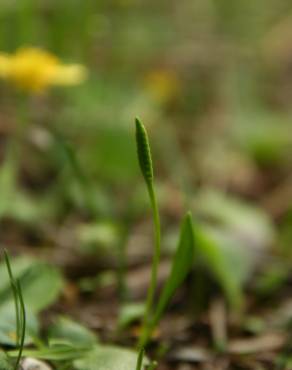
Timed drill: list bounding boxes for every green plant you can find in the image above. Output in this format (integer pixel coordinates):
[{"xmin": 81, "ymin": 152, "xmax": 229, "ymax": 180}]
[
  {"xmin": 135, "ymin": 118, "xmax": 162, "ymax": 346},
  {"xmin": 135, "ymin": 118, "xmax": 194, "ymax": 349},
  {"xmin": 0, "ymin": 118, "xmax": 195, "ymax": 370}
]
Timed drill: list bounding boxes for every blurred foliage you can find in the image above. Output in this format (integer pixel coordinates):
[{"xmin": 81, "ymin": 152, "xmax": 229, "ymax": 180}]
[{"xmin": 0, "ymin": 0, "xmax": 292, "ymax": 335}]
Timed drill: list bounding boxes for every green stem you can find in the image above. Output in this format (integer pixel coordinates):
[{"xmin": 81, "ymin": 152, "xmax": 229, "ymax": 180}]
[
  {"xmin": 135, "ymin": 348, "xmax": 144, "ymax": 370},
  {"xmin": 139, "ymin": 182, "xmax": 161, "ymax": 348}
]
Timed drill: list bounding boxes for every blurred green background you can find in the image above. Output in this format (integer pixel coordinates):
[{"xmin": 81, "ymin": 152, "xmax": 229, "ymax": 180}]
[{"xmin": 1, "ymin": 0, "xmax": 292, "ymax": 290}]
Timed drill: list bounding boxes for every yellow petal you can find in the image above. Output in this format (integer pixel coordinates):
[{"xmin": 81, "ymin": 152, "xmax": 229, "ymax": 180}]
[
  {"xmin": 0, "ymin": 47, "xmax": 87, "ymax": 93},
  {"xmin": 52, "ymin": 64, "xmax": 88, "ymax": 85},
  {"xmin": 7, "ymin": 47, "xmax": 59, "ymax": 92}
]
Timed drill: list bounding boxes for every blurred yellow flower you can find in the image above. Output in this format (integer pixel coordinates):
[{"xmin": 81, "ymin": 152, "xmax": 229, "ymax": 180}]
[
  {"xmin": 143, "ymin": 69, "xmax": 180, "ymax": 104},
  {"xmin": 0, "ymin": 47, "xmax": 87, "ymax": 93}
]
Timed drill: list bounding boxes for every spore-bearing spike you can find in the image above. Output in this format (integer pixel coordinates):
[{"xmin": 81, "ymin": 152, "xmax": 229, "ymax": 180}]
[{"xmin": 135, "ymin": 118, "xmax": 154, "ymax": 185}]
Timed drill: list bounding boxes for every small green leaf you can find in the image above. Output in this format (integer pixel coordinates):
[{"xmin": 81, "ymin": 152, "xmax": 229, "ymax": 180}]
[
  {"xmin": 74, "ymin": 346, "xmax": 148, "ymax": 370},
  {"xmin": 135, "ymin": 118, "xmax": 153, "ymax": 185},
  {"xmin": 152, "ymin": 212, "xmax": 194, "ymax": 326},
  {"xmin": 48, "ymin": 316, "xmax": 97, "ymax": 347},
  {"xmin": 8, "ymin": 342, "xmax": 89, "ymax": 361},
  {"xmin": 118, "ymin": 303, "xmax": 145, "ymax": 329}
]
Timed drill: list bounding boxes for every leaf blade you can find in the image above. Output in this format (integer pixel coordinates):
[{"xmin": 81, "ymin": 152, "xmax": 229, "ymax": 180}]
[{"xmin": 152, "ymin": 212, "xmax": 194, "ymax": 326}]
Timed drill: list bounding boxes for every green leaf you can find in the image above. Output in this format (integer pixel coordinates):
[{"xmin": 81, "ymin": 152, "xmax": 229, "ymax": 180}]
[
  {"xmin": 11, "ymin": 262, "xmax": 63, "ymax": 313},
  {"xmin": 152, "ymin": 212, "xmax": 194, "ymax": 326},
  {"xmin": 192, "ymin": 188, "xmax": 276, "ymax": 309},
  {"xmin": 8, "ymin": 342, "xmax": 89, "ymax": 361},
  {"xmin": 0, "ymin": 257, "xmax": 37, "ymax": 346},
  {"xmin": 74, "ymin": 346, "xmax": 148, "ymax": 370},
  {"xmin": 0, "ymin": 257, "xmax": 33, "ymax": 294},
  {"xmin": 0, "ymin": 306, "xmax": 38, "ymax": 346},
  {"xmin": 118, "ymin": 303, "xmax": 145, "ymax": 329},
  {"xmin": 48, "ymin": 316, "xmax": 97, "ymax": 347},
  {"xmin": 193, "ymin": 223, "xmax": 243, "ymax": 310},
  {"xmin": 0, "ymin": 256, "xmax": 64, "ymax": 313},
  {"xmin": 195, "ymin": 188, "xmax": 274, "ymax": 252}
]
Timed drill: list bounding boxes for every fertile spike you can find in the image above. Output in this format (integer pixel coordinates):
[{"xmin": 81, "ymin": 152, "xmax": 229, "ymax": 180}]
[{"xmin": 135, "ymin": 118, "xmax": 153, "ymax": 185}]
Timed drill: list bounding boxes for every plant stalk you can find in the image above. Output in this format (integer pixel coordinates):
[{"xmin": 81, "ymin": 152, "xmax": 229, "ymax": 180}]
[{"xmin": 139, "ymin": 183, "xmax": 161, "ymax": 348}]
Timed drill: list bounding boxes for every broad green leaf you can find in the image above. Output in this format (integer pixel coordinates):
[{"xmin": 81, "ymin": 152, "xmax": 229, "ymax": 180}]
[
  {"xmin": 0, "ymin": 306, "xmax": 38, "ymax": 346},
  {"xmin": 48, "ymin": 316, "xmax": 97, "ymax": 347},
  {"xmin": 192, "ymin": 189, "xmax": 276, "ymax": 309},
  {"xmin": 0, "ymin": 255, "xmax": 35, "ymax": 346},
  {"xmin": 195, "ymin": 188, "xmax": 274, "ymax": 252},
  {"xmin": 201, "ymin": 225, "xmax": 253, "ymax": 288},
  {"xmin": 193, "ymin": 223, "xmax": 243, "ymax": 310},
  {"xmin": 0, "ymin": 256, "xmax": 63, "ymax": 345},
  {"xmin": 73, "ymin": 346, "xmax": 148, "ymax": 370},
  {"xmin": 11, "ymin": 262, "xmax": 63, "ymax": 313},
  {"xmin": 0, "ymin": 257, "xmax": 33, "ymax": 294},
  {"xmin": 152, "ymin": 212, "xmax": 194, "ymax": 326},
  {"xmin": 0, "ymin": 256, "xmax": 64, "ymax": 313}
]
